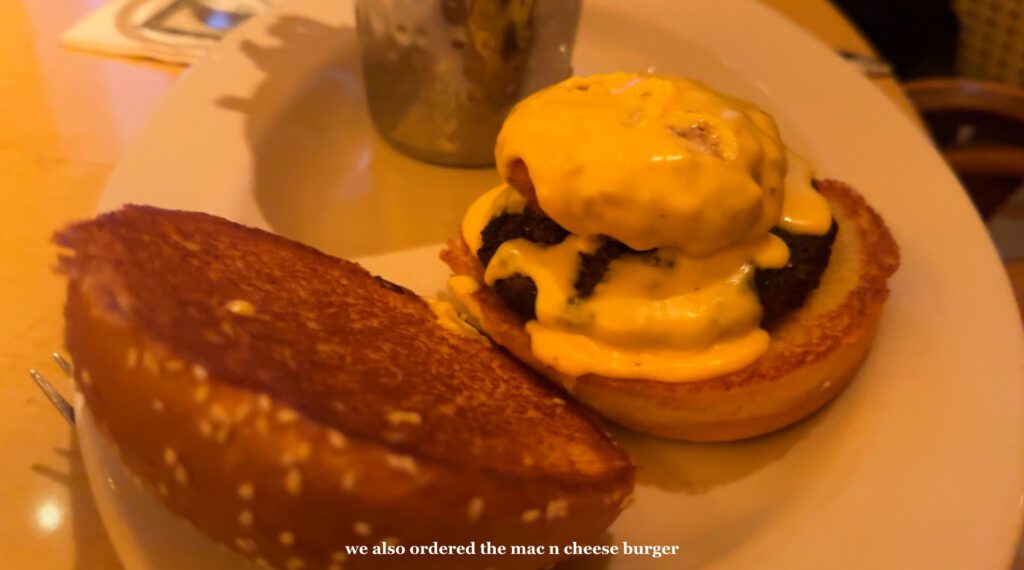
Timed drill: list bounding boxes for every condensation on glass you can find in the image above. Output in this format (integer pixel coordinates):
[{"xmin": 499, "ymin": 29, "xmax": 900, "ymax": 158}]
[{"xmin": 355, "ymin": 0, "xmax": 581, "ymax": 167}]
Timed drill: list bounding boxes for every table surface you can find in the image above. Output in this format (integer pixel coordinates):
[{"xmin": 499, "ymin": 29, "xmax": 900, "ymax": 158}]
[{"xmin": 0, "ymin": 1, "xmax": 947, "ymax": 568}]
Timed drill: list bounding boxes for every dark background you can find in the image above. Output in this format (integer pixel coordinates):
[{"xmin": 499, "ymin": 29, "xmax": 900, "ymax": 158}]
[{"xmin": 834, "ymin": 0, "xmax": 960, "ymax": 78}]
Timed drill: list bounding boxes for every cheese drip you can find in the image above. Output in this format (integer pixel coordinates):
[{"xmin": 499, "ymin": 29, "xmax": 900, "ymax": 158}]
[
  {"xmin": 526, "ymin": 324, "xmax": 770, "ymax": 382},
  {"xmin": 481, "ymin": 233, "xmax": 784, "ymax": 381},
  {"xmin": 780, "ymin": 150, "xmax": 833, "ymax": 235},
  {"xmin": 461, "ymin": 184, "xmax": 526, "ymax": 254}
]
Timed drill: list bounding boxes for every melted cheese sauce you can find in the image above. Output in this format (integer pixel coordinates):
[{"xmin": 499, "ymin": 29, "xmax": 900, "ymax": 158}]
[
  {"xmin": 461, "ymin": 184, "xmax": 526, "ymax": 254},
  {"xmin": 484, "ymin": 235, "xmax": 782, "ymax": 350},
  {"xmin": 526, "ymin": 323, "xmax": 770, "ymax": 382},
  {"xmin": 460, "ymin": 73, "xmax": 834, "ymax": 384},
  {"xmin": 481, "ymin": 234, "xmax": 777, "ymax": 380},
  {"xmin": 496, "ymin": 73, "xmax": 787, "ymax": 255},
  {"xmin": 460, "ymin": 186, "xmax": 784, "ymax": 383},
  {"xmin": 780, "ymin": 151, "xmax": 833, "ymax": 235}
]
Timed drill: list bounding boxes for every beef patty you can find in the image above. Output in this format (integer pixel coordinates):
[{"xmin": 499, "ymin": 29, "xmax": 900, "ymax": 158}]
[{"xmin": 476, "ymin": 208, "xmax": 836, "ymax": 328}]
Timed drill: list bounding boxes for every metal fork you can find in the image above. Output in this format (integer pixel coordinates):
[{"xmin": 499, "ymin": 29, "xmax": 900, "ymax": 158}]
[
  {"xmin": 28, "ymin": 352, "xmax": 77, "ymax": 425},
  {"xmin": 837, "ymin": 50, "xmax": 895, "ymax": 78}
]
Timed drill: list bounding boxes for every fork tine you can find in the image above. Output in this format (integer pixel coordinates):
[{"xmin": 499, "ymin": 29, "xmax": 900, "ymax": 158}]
[
  {"xmin": 52, "ymin": 352, "xmax": 74, "ymax": 378},
  {"xmin": 28, "ymin": 369, "xmax": 76, "ymax": 425}
]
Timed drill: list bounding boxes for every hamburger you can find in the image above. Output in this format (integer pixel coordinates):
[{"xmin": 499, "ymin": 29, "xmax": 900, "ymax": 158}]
[{"xmin": 442, "ymin": 72, "xmax": 900, "ymax": 442}]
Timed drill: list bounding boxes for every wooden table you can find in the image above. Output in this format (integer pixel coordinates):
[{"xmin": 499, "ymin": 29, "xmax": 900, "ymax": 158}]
[{"xmin": 0, "ymin": 1, "xmax": 936, "ymax": 568}]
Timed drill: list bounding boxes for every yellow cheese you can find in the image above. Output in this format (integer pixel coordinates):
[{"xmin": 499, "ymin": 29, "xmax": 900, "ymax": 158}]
[
  {"xmin": 448, "ymin": 275, "xmax": 481, "ymax": 297},
  {"xmin": 482, "ymin": 232, "xmax": 786, "ymax": 381},
  {"xmin": 495, "ymin": 72, "xmax": 787, "ymax": 255},
  {"xmin": 526, "ymin": 323, "xmax": 769, "ymax": 383},
  {"xmin": 780, "ymin": 150, "xmax": 833, "ymax": 235},
  {"xmin": 460, "ymin": 184, "xmax": 526, "ymax": 254}
]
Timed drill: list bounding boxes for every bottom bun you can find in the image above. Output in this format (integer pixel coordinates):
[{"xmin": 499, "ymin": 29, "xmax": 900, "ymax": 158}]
[{"xmin": 442, "ymin": 180, "xmax": 900, "ymax": 442}]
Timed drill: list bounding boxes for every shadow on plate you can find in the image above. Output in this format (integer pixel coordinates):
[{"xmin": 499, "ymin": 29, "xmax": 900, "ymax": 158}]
[
  {"xmin": 31, "ymin": 431, "xmax": 124, "ymax": 570},
  {"xmin": 218, "ymin": 16, "xmax": 498, "ymax": 259},
  {"xmin": 614, "ymin": 402, "xmax": 825, "ymax": 493}
]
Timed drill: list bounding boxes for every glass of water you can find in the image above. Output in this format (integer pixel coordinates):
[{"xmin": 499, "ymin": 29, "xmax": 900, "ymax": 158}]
[{"xmin": 355, "ymin": 0, "xmax": 582, "ymax": 167}]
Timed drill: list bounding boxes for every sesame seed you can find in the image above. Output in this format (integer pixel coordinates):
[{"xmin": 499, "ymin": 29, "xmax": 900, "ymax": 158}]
[
  {"xmin": 327, "ymin": 430, "xmax": 346, "ymax": 449},
  {"xmin": 281, "ymin": 347, "xmax": 297, "ymax": 369},
  {"xmin": 80, "ymin": 369, "xmax": 92, "ymax": 386},
  {"xmin": 341, "ymin": 471, "xmax": 358, "ymax": 491},
  {"xmin": 385, "ymin": 454, "xmax": 417, "ymax": 475},
  {"xmin": 284, "ymin": 468, "xmax": 303, "ymax": 495},
  {"xmin": 281, "ymin": 441, "xmax": 312, "ymax": 466},
  {"xmin": 329, "ymin": 565, "xmax": 343, "ymax": 570},
  {"xmin": 164, "ymin": 359, "xmax": 185, "ymax": 372},
  {"xmin": 174, "ymin": 465, "xmax": 189, "ymax": 484},
  {"xmin": 353, "ymin": 521, "xmax": 372, "ymax": 536},
  {"xmin": 238, "ymin": 482, "xmax": 255, "ymax": 500},
  {"xmin": 257, "ymin": 393, "xmax": 272, "ymax": 412},
  {"xmin": 225, "ymin": 299, "xmax": 256, "ymax": 316},
  {"xmin": 238, "ymin": 510, "xmax": 254, "ymax": 527},
  {"xmin": 331, "ymin": 551, "xmax": 348, "ymax": 562},
  {"xmin": 142, "ymin": 351, "xmax": 159, "ymax": 375},
  {"xmin": 234, "ymin": 537, "xmax": 257, "ymax": 553},
  {"xmin": 386, "ymin": 410, "xmax": 422, "ymax": 426},
  {"xmin": 256, "ymin": 416, "xmax": 270, "ymax": 436},
  {"xmin": 163, "ymin": 447, "xmax": 178, "ymax": 466},
  {"xmin": 175, "ymin": 235, "xmax": 201, "ymax": 251},
  {"xmin": 152, "ymin": 399, "xmax": 164, "ymax": 413},
  {"xmin": 233, "ymin": 403, "xmax": 252, "ymax": 423},
  {"xmin": 216, "ymin": 425, "xmax": 233, "ymax": 444},
  {"xmin": 521, "ymin": 509, "xmax": 541, "ymax": 523},
  {"xmin": 276, "ymin": 408, "xmax": 299, "ymax": 424},
  {"xmin": 383, "ymin": 536, "xmax": 400, "ymax": 547},
  {"xmin": 157, "ymin": 483, "xmax": 169, "ymax": 496},
  {"xmin": 210, "ymin": 403, "xmax": 230, "ymax": 424},
  {"xmin": 198, "ymin": 419, "xmax": 214, "ymax": 439},
  {"xmin": 254, "ymin": 559, "xmax": 271, "ymax": 569},
  {"xmin": 467, "ymin": 497, "xmax": 485, "ymax": 522},
  {"xmin": 192, "ymin": 364, "xmax": 208, "ymax": 382},
  {"xmin": 278, "ymin": 530, "xmax": 295, "ymax": 546},
  {"xmin": 285, "ymin": 557, "xmax": 305, "ymax": 570},
  {"xmin": 126, "ymin": 348, "xmax": 138, "ymax": 370},
  {"xmin": 522, "ymin": 456, "xmax": 535, "ymax": 466},
  {"xmin": 546, "ymin": 499, "xmax": 569, "ymax": 520},
  {"xmin": 194, "ymin": 384, "xmax": 210, "ymax": 403}
]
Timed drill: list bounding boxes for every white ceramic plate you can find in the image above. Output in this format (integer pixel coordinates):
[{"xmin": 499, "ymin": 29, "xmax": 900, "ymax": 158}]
[{"xmin": 89, "ymin": 0, "xmax": 1024, "ymax": 568}]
